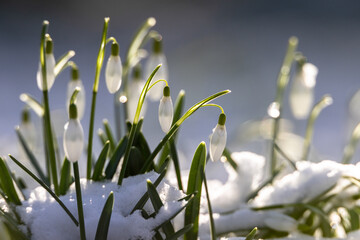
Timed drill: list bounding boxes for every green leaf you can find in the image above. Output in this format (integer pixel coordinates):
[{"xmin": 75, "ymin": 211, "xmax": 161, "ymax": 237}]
[
  {"xmin": 103, "ymin": 119, "xmax": 116, "ymax": 154},
  {"xmin": 16, "ymin": 127, "xmax": 48, "ymax": 184},
  {"xmin": 125, "ymin": 146, "xmax": 145, "ymax": 177},
  {"xmin": 184, "ymin": 142, "xmax": 207, "ymax": 240},
  {"xmin": 19, "ymin": 93, "xmax": 44, "ymax": 117},
  {"xmin": 130, "ymin": 157, "xmax": 170, "ymax": 214},
  {"xmin": 8, "ymin": 155, "xmax": 78, "ymax": 226},
  {"xmin": 0, "ymin": 208, "xmax": 29, "ymax": 239},
  {"xmin": 59, "ymin": 157, "xmax": 72, "ymax": 196},
  {"xmin": 54, "ymin": 50, "xmax": 75, "ymax": 76},
  {"xmin": 105, "ymin": 136, "xmax": 128, "ymax": 179},
  {"xmin": 166, "ymin": 224, "xmax": 193, "ymax": 240},
  {"xmin": 147, "ymin": 180, "xmax": 175, "ymax": 237},
  {"xmin": 245, "ymin": 227, "xmax": 258, "ymax": 240},
  {"xmin": 95, "ymin": 192, "xmax": 114, "ymax": 240},
  {"xmin": 0, "ymin": 157, "xmax": 21, "ymax": 205},
  {"xmin": 92, "ymin": 141, "xmax": 110, "ymax": 181}
]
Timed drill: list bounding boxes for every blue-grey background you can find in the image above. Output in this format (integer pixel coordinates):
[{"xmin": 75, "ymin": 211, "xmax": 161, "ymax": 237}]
[{"xmin": 1, "ymin": 0, "xmax": 360, "ymax": 165}]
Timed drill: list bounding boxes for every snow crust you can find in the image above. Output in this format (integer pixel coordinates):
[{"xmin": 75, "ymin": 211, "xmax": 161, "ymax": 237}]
[{"xmin": 17, "ymin": 171, "xmax": 185, "ymax": 240}]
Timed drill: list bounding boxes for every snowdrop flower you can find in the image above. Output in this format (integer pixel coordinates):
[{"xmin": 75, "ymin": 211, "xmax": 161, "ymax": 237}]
[
  {"xmin": 127, "ymin": 64, "xmax": 147, "ymax": 120},
  {"xmin": 289, "ymin": 62, "xmax": 318, "ymax": 119},
  {"xmin": 210, "ymin": 113, "xmax": 227, "ymax": 162},
  {"xmin": 36, "ymin": 38, "xmax": 56, "ymax": 91},
  {"xmin": 264, "ymin": 212, "xmax": 298, "ymax": 232},
  {"xmin": 145, "ymin": 37, "xmax": 168, "ymax": 101},
  {"xmin": 105, "ymin": 42, "xmax": 122, "ymax": 94},
  {"xmin": 66, "ymin": 67, "xmax": 85, "ymax": 119},
  {"xmin": 158, "ymin": 86, "xmax": 173, "ymax": 133},
  {"xmin": 63, "ymin": 103, "xmax": 84, "ymax": 163}
]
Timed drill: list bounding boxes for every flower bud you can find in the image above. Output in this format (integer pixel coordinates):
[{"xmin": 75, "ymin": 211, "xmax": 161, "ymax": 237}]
[
  {"xmin": 158, "ymin": 86, "xmax": 173, "ymax": 133},
  {"xmin": 66, "ymin": 68, "xmax": 85, "ymax": 119},
  {"xmin": 63, "ymin": 104, "xmax": 84, "ymax": 163},
  {"xmin": 145, "ymin": 38, "xmax": 168, "ymax": 101},
  {"xmin": 36, "ymin": 39, "xmax": 56, "ymax": 91},
  {"xmin": 210, "ymin": 113, "xmax": 227, "ymax": 162},
  {"xmin": 105, "ymin": 43, "xmax": 122, "ymax": 94},
  {"xmin": 289, "ymin": 62, "xmax": 318, "ymax": 119}
]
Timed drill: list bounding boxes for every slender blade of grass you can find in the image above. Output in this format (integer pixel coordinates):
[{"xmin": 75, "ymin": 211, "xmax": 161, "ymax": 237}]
[
  {"xmin": 184, "ymin": 142, "xmax": 207, "ymax": 240},
  {"xmin": 8, "ymin": 155, "xmax": 78, "ymax": 226},
  {"xmin": 343, "ymin": 122, "xmax": 360, "ymax": 164},
  {"xmin": 222, "ymin": 148, "xmax": 238, "ymax": 171},
  {"xmin": 203, "ymin": 171, "xmax": 216, "ymax": 240},
  {"xmin": 92, "ymin": 141, "xmax": 110, "ymax": 181},
  {"xmin": 166, "ymin": 224, "xmax": 193, "ymax": 240},
  {"xmin": 95, "ymin": 192, "xmax": 114, "ymax": 240},
  {"xmin": 147, "ymin": 180, "xmax": 175, "ymax": 237},
  {"xmin": 15, "ymin": 126, "xmax": 48, "ymax": 184}
]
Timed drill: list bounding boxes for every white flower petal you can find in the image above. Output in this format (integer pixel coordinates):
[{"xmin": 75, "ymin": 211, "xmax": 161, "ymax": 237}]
[
  {"xmin": 63, "ymin": 119, "xmax": 84, "ymax": 163},
  {"xmin": 36, "ymin": 53, "xmax": 56, "ymax": 91},
  {"xmin": 210, "ymin": 124, "xmax": 227, "ymax": 162},
  {"xmin": 66, "ymin": 79, "xmax": 86, "ymax": 120},
  {"xmin": 158, "ymin": 96, "xmax": 173, "ymax": 133},
  {"xmin": 289, "ymin": 63, "xmax": 318, "ymax": 119},
  {"xmin": 105, "ymin": 55, "xmax": 122, "ymax": 94}
]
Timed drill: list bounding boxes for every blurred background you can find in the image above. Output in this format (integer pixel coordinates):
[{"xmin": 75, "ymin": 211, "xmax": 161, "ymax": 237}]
[{"xmin": 1, "ymin": 0, "xmax": 360, "ymax": 167}]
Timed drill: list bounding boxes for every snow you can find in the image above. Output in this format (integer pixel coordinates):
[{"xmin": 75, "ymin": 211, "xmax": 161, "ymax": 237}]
[{"xmin": 17, "ymin": 171, "xmax": 185, "ymax": 240}]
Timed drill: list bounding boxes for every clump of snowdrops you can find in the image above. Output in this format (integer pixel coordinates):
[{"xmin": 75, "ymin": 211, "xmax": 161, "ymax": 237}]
[{"xmin": 0, "ymin": 18, "xmax": 231, "ymax": 240}]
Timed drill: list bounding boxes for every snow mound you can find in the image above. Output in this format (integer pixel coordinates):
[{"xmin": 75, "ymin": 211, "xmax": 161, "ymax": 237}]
[{"xmin": 17, "ymin": 171, "xmax": 185, "ymax": 240}]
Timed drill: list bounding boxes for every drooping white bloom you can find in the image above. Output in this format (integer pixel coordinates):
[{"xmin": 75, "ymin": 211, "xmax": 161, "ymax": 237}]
[
  {"xmin": 145, "ymin": 38, "xmax": 168, "ymax": 101},
  {"xmin": 210, "ymin": 113, "xmax": 227, "ymax": 162},
  {"xmin": 127, "ymin": 65, "xmax": 147, "ymax": 120},
  {"xmin": 264, "ymin": 212, "xmax": 298, "ymax": 232},
  {"xmin": 66, "ymin": 68, "xmax": 85, "ymax": 120},
  {"xmin": 289, "ymin": 62, "xmax": 318, "ymax": 119},
  {"xmin": 36, "ymin": 40, "xmax": 56, "ymax": 91},
  {"xmin": 105, "ymin": 43, "xmax": 122, "ymax": 94},
  {"xmin": 19, "ymin": 109, "xmax": 38, "ymax": 156},
  {"xmin": 63, "ymin": 104, "xmax": 84, "ymax": 163},
  {"xmin": 158, "ymin": 86, "xmax": 173, "ymax": 133}
]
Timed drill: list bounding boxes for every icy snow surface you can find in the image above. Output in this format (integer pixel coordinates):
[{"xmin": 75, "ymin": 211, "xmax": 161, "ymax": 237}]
[{"xmin": 17, "ymin": 171, "xmax": 185, "ymax": 240}]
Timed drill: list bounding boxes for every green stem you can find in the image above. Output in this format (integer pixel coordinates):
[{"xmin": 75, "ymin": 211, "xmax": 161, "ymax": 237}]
[
  {"xmin": 302, "ymin": 95, "xmax": 333, "ymax": 160},
  {"xmin": 87, "ymin": 18, "xmax": 110, "ymax": 179},
  {"xmin": 270, "ymin": 36, "xmax": 298, "ymax": 177},
  {"xmin": 43, "ymin": 90, "xmax": 59, "ymax": 195},
  {"xmin": 203, "ymin": 172, "xmax": 216, "ymax": 240},
  {"xmin": 117, "ymin": 65, "xmax": 161, "ymax": 185},
  {"xmin": 73, "ymin": 162, "xmax": 86, "ymax": 240}
]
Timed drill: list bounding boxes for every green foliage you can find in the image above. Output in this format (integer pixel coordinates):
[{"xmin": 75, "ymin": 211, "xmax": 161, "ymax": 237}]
[
  {"xmin": 95, "ymin": 192, "xmax": 114, "ymax": 240},
  {"xmin": 184, "ymin": 142, "xmax": 207, "ymax": 240}
]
